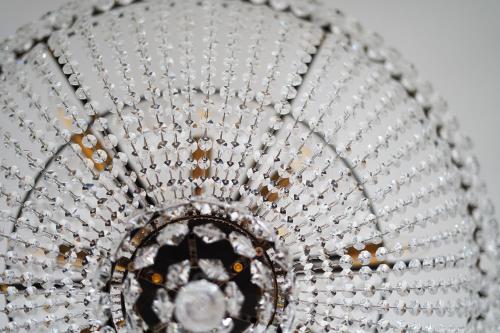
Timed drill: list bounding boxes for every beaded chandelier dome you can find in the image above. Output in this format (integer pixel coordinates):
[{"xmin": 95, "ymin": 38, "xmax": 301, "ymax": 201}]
[{"xmin": 0, "ymin": 0, "xmax": 499, "ymax": 332}]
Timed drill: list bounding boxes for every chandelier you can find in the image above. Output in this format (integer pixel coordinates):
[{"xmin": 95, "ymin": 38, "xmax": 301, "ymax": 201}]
[{"xmin": 0, "ymin": 0, "xmax": 498, "ymax": 332}]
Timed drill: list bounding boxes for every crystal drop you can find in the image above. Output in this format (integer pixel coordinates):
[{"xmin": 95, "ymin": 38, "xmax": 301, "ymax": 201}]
[
  {"xmin": 152, "ymin": 289, "xmax": 174, "ymax": 323},
  {"xmin": 225, "ymin": 281, "xmax": 244, "ymax": 317},
  {"xmin": 199, "ymin": 259, "xmax": 229, "ymax": 281},
  {"xmin": 165, "ymin": 260, "xmax": 190, "ymax": 290},
  {"xmin": 157, "ymin": 223, "xmax": 189, "ymax": 246},
  {"xmin": 133, "ymin": 244, "xmax": 160, "ymax": 270},
  {"xmin": 193, "ymin": 223, "xmax": 226, "ymax": 243},
  {"xmin": 250, "ymin": 260, "xmax": 272, "ymax": 290},
  {"xmin": 229, "ymin": 232, "xmax": 256, "ymax": 258}
]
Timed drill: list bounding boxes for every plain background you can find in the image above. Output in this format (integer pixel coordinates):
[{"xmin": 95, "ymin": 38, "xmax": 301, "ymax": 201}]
[{"xmin": 1, "ymin": 0, "xmax": 499, "ymax": 210}]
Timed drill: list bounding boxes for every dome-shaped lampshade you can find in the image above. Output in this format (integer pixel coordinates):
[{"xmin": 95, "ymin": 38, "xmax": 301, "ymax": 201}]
[{"xmin": 0, "ymin": 0, "xmax": 498, "ymax": 332}]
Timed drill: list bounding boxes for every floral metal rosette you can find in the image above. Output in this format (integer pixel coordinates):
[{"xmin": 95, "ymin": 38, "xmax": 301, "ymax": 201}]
[{"xmin": 95, "ymin": 201, "xmax": 293, "ymax": 332}]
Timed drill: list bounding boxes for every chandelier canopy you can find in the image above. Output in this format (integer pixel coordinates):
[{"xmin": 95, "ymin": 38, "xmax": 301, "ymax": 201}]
[{"xmin": 0, "ymin": 0, "xmax": 498, "ymax": 332}]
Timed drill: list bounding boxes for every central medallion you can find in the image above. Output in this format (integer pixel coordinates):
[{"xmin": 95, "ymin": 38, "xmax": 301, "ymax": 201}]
[{"xmin": 93, "ymin": 201, "xmax": 294, "ymax": 333}]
